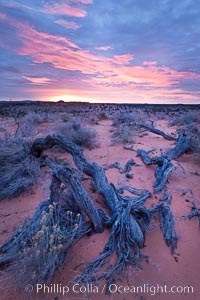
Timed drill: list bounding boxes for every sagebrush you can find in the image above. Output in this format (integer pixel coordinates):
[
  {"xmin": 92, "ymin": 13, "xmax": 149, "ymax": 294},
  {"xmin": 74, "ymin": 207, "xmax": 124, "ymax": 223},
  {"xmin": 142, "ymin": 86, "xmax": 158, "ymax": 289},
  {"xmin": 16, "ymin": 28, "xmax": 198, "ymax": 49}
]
[{"xmin": 0, "ymin": 136, "xmax": 40, "ymax": 200}]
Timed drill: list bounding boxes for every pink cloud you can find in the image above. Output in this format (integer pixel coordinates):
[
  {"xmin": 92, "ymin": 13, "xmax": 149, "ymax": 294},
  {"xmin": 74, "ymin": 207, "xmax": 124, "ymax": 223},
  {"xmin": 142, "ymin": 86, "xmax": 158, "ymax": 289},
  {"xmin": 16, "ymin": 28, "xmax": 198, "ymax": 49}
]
[
  {"xmin": 112, "ymin": 54, "xmax": 134, "ymax": 65},
  {"xmin": 14, "ymin": 21, "xmax": 80, "ymax": 51},
  {"xmin": 2, "ymin": 13, "xmax": 200, "ymax": 104},
  {"xmin": 43, "ymin": 3, "xmax": 86, "ymax": 17},
  {"xmin": 143, "ymin": 61, "xmax": 158, "ymax": 66},
  {"xmin": 54, "ymin": 19, "xmax": 81, "ymax": 29},
  {"xmin": 0, "ymin": 1, "xmax": 88, "ymax": 18},
  {"xmin": 95, "ymin": 46, "xmax": 112, "ymax": 51},
  {"xmin": 70, "ymin": 0, "xmax": 93, "ymax": 3},
  {"xmin": 13, "ymin": 20, "xmax": 200, "ymax": 88},
  {"xmin": 0, "ymin": 12, "xmax": 7, "ymax": 20},
  {"xmin": 23, "ymin": 76, "xmax": 53, "ymax": 85}
]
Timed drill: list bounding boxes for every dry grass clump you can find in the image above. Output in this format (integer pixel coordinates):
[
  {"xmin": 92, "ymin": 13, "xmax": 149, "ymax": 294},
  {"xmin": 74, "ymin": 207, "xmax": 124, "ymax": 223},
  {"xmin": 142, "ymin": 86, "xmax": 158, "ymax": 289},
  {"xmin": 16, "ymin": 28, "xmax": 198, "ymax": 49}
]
[
  {"xmin": 111, "ymin": 111, "xmax": 148, "ymax": 144},
  {"xmin": 97, "ymin": 111, "xmax": 109, "ymax": 120},
  {"xmin": 17, "ymin": 112, "xmax": 40, "ymax": 137},
  {"xmin": 54, "ymin": 121, "xmax": 99, "ymax": 149},
  {"xmin": 60, "ymin": 113, "xmax": 70, "ymax": 123},
  {"xmin": 169, "ymin": 110, "xmax": 200, "ymax": 126},
  {"xmin": 154, "ymin": 111, "xmax": 168, "ymax": 121},
  {"xmin": 0, "ymin": 136, "xmax": 40, "ymax": 201},
  {"xmin": 0, "ymin": 200, "xmax": 84, "ymax": 287},
  {"xmin": 176, "ymin": 124, "xmax": 200, "ymax": 153},
  {"xmin": 111, "ymin": 124, "xmax": 137, "ymax": 144},
  {"xmin": 112, "ymin": 112, "xmax": 134, "ymax": 127},
  {"xmin": 112, "ymin": 110, "xmax": 148, "ymax": 126},
  {"xmin": 86, "ymin": 112, "xmax": 109, "ymax": 125},
  {"xmin": 87, "ymin": 115, "xmax": 99, "ymax": 125}
]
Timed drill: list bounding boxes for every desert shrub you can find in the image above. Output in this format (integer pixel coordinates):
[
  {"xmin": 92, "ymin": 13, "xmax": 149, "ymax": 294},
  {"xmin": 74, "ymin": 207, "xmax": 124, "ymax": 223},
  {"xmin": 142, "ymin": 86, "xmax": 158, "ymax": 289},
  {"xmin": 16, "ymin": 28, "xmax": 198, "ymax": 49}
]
[
  {"xmin": 72, "ymin": 126, "xmax": 98, "ymax": 148},
  {"xmin": 168, "ymin": 110, "xmax": 200, "ymax": 154},
  {"xmin": 112, "ymin": 112, "xmax": 134, "ymax": 127},
  {"xmin": 54, "ymin": 121, "xmax": 99, "ymax": 149},
  {"xmin": 37, "ymin": 111, "xmax": 58, "ymax": 123},
  {"xmin": 188, "ymin": 110, "xmax": 200, "ymax": 123},
  {"xmin": 17, "ymin": 112, "xmax": 40, "ymax": 137},
  {"xmin": 0, "ymin": 200, "xmax": 84, "ymax": 287},
  {"xmin": 60, "ymin": 113, "xmax": 69, "ymax": 123},
  {"xmin": 155, "ymin": 111, "xmax": 167, "ymax": 120},
  {"xmin": 87, "ymin": 111, "xmax": 109, "ymax": 125},
  {"xmin": 112, "ymin": 111, "xmax": 148, "ymax": 127},
  {"xmin": 0, "ymin": 106, "xmax": 26, "ymax": 118},
  {"xmin": 87, "ymin": 114, "xmax": 99, "ymax": 125},
  {"xmin": 111, "ymin": 124, "xmax": 136, "ymax": 144},
  {"xmin": 97, "ymin": 111, "xmax": 109, "ymax": 120},
  {"xmin": 176, "ymin": 124, "xmax": 200, "ymax": 153},
  {"xmin": 111, "ymin": 110, "xmax": 148, "ymax": 144},
  {"xmin": 0, "ymin": 136, "xmax": 40, "ymax": 200},
  {"xmin": 169, "ymin": 110, "xmax": 200, "ymax": 126}
]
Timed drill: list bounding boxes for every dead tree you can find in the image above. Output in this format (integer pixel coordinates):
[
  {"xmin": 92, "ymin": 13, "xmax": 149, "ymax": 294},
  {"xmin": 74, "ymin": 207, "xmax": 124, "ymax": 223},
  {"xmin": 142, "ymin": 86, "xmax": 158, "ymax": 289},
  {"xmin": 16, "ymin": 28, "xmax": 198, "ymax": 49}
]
[
  {"xmin": 31, "ymin": 135, "xmax": 154, "ymax": 288},
  {"xmin": 183, "ymin": 202, "xmax": 200, "ymax": 228},
  {"xmin": 32, "ymin": 135, "xmax": 119, "ymax": 212},
  {"xmin": 108, "ymin": 158, "xmax": 135, "ymax": 173},
  {"xmin": 0, "ymin": 173, "xmax": 92, "ymax": 286},
  {"xmin": 45, "ymin": 159, "xmax": 104, "ymax": 233},
  {"xmin": 159, "ymin": 204, "xmax": 177, "ymax": 254},
  {"xmin": 137, "ymin": 149, "xmax": 173, "ymax": 193},
  {"xmin": 136, "ymin": 123, "xmax": 176, "ymax": 141},
  {"xmin": 164, "ymin": 133, "xmax": 192, "ymax": 160},
  {"xmin": 137, "ymin": 133, "xmax": 193, "ymax": 193},
  {"xmin": 1, "ymin": 132, "xmax": 190, "ymax": 292}
]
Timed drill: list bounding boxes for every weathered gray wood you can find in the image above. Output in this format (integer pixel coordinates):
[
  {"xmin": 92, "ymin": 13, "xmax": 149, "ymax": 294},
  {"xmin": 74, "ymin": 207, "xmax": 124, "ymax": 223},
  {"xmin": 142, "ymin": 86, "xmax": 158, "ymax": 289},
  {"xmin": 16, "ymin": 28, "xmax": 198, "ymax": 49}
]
[
  {"xmin": 137, "ymin": 133, "xmax": 193, "ymax": 193},
  {"xmin": 108, "ymin": 158, "xmax": 135, "ymax": 173},
  {"xmin": 183, "ymin": 202, "xmax": 200, "ymax": 228},
  {"xmin": 32, "ymin": 137, "xmax": 153, "ymax": 289},
  {"xmin": 137, "ymin": 149, "xmax": 173, "ymax": 193},
  {"xmin": 32, "ymin": 135, "xmax": 118, "ymax": 212},
  {"xmin": 136, "ymin": 123, "xmax": 176, "ymax": 141},
  {"xmin": 159, "ymin": 204, "xmax": 177, "ymax": 254},
  {"xmin": 0, "ymin": 132, "xmax": 184, "ymax": 292},
  {"xmin": 45, "ymin": 159, "xmax": 104, "ymax": 233},
  {"xmin": 164, "ymin": 133, "xmax": 192, "ymax": 160}
]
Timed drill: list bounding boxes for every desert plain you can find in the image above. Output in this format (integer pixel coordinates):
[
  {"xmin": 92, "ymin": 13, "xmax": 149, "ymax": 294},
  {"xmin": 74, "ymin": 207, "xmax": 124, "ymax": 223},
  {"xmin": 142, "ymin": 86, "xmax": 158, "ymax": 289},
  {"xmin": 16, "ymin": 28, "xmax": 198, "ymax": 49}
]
[{"xmin": 0, "ymin": 101, "xmax": 200, "ymax": 300}]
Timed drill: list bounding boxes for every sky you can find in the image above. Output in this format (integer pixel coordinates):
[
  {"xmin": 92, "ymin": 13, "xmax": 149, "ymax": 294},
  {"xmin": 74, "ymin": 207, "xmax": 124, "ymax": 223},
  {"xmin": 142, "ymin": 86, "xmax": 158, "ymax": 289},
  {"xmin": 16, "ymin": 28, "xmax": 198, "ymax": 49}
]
[{"xmin": 0, "ymin": 0, "xmax": 200, "ymax": 104}]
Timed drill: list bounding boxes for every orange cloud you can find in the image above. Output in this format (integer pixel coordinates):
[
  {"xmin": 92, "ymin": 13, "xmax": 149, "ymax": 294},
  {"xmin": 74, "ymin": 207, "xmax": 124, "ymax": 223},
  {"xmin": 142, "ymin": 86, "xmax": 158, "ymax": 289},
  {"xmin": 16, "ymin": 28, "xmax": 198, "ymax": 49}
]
[{"xmin": 54, "ymin": 19, "xmax": 81, "ymax": 29}]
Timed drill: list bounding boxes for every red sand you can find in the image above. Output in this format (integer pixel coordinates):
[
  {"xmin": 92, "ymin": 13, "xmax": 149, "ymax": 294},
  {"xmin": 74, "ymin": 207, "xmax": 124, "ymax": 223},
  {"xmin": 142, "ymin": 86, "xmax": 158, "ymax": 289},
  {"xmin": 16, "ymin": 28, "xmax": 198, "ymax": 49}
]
[{"xmin": 0, "ymin": 119, "xmax": 200, "ymax": 300}]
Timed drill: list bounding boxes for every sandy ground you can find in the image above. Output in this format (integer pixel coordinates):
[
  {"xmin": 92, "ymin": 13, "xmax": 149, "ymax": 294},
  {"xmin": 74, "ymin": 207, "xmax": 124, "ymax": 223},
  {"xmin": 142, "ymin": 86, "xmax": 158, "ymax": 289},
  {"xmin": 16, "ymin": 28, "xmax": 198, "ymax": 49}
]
[{"xmin": 0, "ymin": 118, "xmax": 200, "ymax": 300}]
